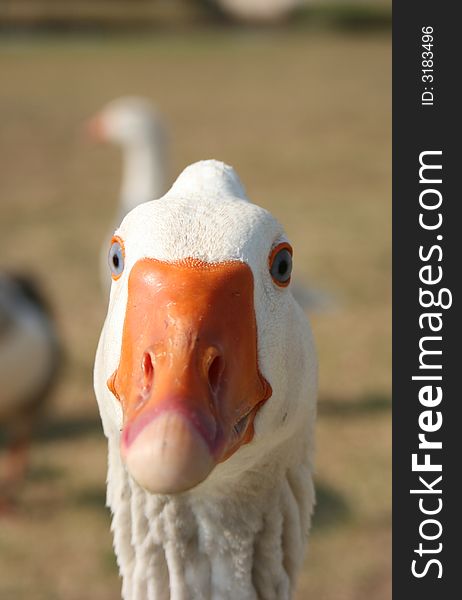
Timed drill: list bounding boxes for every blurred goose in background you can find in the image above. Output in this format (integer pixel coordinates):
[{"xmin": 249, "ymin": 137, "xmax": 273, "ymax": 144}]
[
  {"xmin": 86, "ymin": 96, "xmax": 169, "ymax": 290},
  {"xmin": 217, "ymin": 0, "xmax": 301, "ymax": 22},
  {"xmin": 94, "ymin": 160, "xmax": 317, "ymax": 599},
  {"xmin": 0, "ymin": 273, "xmax": 61, "ymax": 509}
]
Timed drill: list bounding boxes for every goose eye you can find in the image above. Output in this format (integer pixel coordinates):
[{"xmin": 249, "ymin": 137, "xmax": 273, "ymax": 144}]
[
  {"xmin": 109, "ymin": 237, "xmax": 125, "ymax": 280},
  {"xmin": 269, "ymin": 243, "xmax": 293, "ymax": 287}
]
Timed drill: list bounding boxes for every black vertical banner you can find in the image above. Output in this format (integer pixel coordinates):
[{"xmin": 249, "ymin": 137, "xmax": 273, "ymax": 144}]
[{"xmin": 393, "ymin": 2, "xmax": 460, "ymax": 599}]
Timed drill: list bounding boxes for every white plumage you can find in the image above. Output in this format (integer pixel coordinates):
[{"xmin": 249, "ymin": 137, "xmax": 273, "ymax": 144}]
[{"xmin": 94, "ymin": 160, "xmax": 317, "ymax": 599}]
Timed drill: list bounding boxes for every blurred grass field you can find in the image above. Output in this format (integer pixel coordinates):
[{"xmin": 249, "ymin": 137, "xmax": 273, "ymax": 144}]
[{"xmin": 0, "ymin": 28, "xmax": 390, "ymax": 600}]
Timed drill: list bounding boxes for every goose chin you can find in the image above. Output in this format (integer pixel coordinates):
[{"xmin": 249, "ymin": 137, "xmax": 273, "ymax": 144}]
[{"xmin": 121, "ymin": 411, "xmax": 215, "ymax": 494}]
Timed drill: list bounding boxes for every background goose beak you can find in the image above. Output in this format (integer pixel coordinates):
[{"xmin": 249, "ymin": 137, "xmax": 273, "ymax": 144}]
[{"xmin": 84, "ymin": 114, "xmax": 106, "ymax": 141}]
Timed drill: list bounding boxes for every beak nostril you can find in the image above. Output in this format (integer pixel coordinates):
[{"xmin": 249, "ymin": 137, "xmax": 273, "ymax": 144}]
[
  {"xmin": 208, "ymin": 355, "xmax": 224, "ymax": 395},
  {"xmin": 141, "ymin": 352, "xmax": 155, "ymax": 394}
]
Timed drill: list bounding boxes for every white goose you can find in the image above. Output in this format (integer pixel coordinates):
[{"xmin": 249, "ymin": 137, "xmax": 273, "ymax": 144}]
[
  {"xmin": 216, "ymin": 0, "xmax": 301, "ymax": 22},
  {"xmin": 94, "ymin": 160, "xmax": 317, "ymax": 599},
  {"xmin": 0, "ymin": 273, "xmax": 60, "ymax": 506},
  {"xmin": 87, "ymin": 97, "xmax": 168, "ymax": 290}
]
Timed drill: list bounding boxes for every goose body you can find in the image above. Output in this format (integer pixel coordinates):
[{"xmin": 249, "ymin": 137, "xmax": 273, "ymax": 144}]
[
  {"xmin": 94, "ymin": 160, "xmax": 317, "ymax": 599},
  {"xmin": 0, "ymin": 273, "xmax": 60, "ymax": 503}
]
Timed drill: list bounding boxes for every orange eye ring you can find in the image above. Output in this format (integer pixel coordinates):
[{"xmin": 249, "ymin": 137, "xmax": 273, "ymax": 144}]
[
  {"xmin": 109, "ymin": 235, "xmax": 125, "ymax": 281},
  {"xmin": 268, "ymin": 242, "xmax": 293, "ymax": 288}
]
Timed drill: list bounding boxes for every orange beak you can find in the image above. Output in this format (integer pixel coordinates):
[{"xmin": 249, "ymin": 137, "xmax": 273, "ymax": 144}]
[
  {"xmin": 108, "ymin": 258, "xmax": 271, "ymax": 494},
  {"xmin": 84, "ymin": 114, "xmax": 106, "ymax": 142}
]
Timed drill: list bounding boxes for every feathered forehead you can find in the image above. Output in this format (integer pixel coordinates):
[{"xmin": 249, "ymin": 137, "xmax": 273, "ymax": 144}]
[{"xmin": 115, "ymin": 161, "xmax": 285, "ymax": 269}]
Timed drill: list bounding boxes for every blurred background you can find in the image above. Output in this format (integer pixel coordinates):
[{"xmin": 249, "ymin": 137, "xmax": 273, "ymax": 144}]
[{"xmin": 0, "ymin": 1, "xmax": 391, "ymax": 598}]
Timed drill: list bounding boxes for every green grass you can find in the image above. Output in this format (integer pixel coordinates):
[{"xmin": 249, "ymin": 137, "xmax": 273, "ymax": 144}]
[{"xmin": 0, "ymin": 29, "xmax": 390, "ymax": 599}]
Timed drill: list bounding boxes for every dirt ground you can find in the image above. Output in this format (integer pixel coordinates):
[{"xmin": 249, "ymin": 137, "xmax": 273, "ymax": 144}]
[{"xmin": 0, "ymin": 28, "xmax": 390, "ymax": 600}]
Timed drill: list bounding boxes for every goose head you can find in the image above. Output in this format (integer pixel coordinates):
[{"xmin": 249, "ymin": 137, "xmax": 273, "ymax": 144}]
[
  {"xmin": 94, "ymin": 160, "xmax": 316, "ymax": 495},
  {"xmin": 86, "ymin": 96, "xmax": 165, "ymax": 149}
]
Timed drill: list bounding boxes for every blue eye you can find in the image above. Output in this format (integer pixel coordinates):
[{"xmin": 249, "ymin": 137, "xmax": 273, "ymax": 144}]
[
  {"xmin": 109, "ymin": 238, "xmax": 125, "ymax": 279},
  {"xmin": 269, "ymin": 243, "xmax": 293, "ymax": 287}
]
